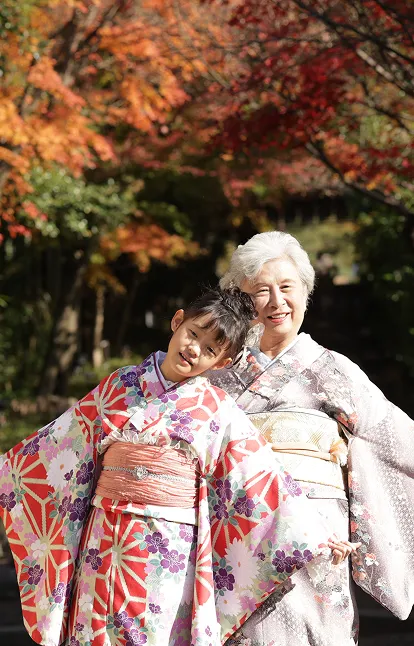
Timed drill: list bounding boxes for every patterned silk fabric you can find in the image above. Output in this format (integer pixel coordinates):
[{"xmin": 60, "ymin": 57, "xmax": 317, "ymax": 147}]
[
  {"xmin": 210, "ymin": 333, "xmax": 414, "ymax": 646},
  {"xmin": 249, "ymin": 410, "xmax": 347, "ymax": 492},
  {"xmin": 0, "ymin": 352, "xmax": 334, "ymax": 646}
]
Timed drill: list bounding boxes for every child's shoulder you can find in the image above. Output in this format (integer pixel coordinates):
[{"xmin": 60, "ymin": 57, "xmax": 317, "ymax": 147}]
[
  {"xmin": 96, "ymin": 360, "xmax": 151, "ymax": 392},
  {"xmin": 207, "ymin": 381, "xmax": 241, "ymax": 412}
]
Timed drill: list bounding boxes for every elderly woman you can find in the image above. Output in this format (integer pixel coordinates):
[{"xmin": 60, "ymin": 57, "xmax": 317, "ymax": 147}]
[{"xmin": 210, "ymin": 231, "xmax": 414, "ymax": 646}]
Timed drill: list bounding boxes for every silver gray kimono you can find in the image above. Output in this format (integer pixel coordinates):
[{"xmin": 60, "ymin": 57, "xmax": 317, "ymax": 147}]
[{"xmin": 209, "ymin": 332, "xmax": 414, "ymax": 646}]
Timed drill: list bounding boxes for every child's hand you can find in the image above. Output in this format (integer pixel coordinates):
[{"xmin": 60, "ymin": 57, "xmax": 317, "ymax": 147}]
[{"xmin": 328, "ymin": 535, "xmax": 362, "ymax": 565}]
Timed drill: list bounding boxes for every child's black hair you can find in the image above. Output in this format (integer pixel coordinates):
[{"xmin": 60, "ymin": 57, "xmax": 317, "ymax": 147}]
[{"xmin": 183, "ymin": 286, "xmax": 257, "ymax": 361}]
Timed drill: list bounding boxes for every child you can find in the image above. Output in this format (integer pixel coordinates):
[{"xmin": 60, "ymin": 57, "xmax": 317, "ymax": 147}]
[{"xmin": 1, "ymin": 287, "xmax": 343, "ymax": 646}]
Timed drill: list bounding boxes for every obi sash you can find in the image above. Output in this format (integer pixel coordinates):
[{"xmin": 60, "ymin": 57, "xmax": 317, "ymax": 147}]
[
  {"xmin": 249, "ymin": 408, "xmax": 348, "ymax": 491},
  {"xmin": 95, "ymin": 442, "xmax": 200, "ymax": 508}
]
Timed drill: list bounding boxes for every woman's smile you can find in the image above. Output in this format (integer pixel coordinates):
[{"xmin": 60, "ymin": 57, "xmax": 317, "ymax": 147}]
[{"xmin": 242, "ymin": 258, "xmax": 307, "ymax": 357}]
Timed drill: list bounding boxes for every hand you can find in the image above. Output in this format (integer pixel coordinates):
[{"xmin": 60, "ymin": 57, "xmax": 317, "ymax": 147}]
[{"xmin": 328, "ymin": 535, "xmax": 362, "ymax": 565}]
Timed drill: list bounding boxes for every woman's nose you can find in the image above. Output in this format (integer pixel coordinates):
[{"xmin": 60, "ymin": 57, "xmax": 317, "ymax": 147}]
[{"xmin": 269, "ymin": 287, "xmax": 285, "ymax": 307}]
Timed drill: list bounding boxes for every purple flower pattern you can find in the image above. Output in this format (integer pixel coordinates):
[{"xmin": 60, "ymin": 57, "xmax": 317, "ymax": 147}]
[
  {"xmin": 22, "ymin": 437, "xmax": 40, "ymax": 456},
  {"xmin": 149, "ymin": 603, "xmax": 161, "ymax": 614},
  {"xmin": 120, "ymin": 370, "xmax": 142, "ymax": 388},
  {"xmin": 58, "ymin": 496, "xmax": 71, "ymax": 518},
  {"xmin": 76, "ymin": 461, "xmax": 94, "ymax": 485},
  {"xmin": 178, "ymin": 524, "xmax": 195, "ymax": 543},
  {"xmin": 159, "ymin": 391, "xmax": 179, "ymax": 403},
  {"xmin": 291, "ymin": 549, "xmax": 313, "ymax": 570},
  {"xmin": 170, "ymin": 410, "xmax": 192, "ymax": 424},
  {"xmin": 144, "ymin": 531, "xmax": 169, "ymax": 554},
  {"xmin": 69, "ymin": 497, "xmax": 89, "ymax": 522},
  {"xmin": 216, "ymin": 478, "xmax": 232, "ymax": 501},
  {"xmin": 214, "ymin": 567, "xmax": 235, "ymax": 591},
  {"xmin": 124, "ymin": 628, "xmax": 147, "ymax": 646},
  {"xmin": 0, "ymin": 491, "xmax": 16, "ymax": 512},
  {"xmin": 38, "ymin": 424, "xmax": 53, "ymax": 438},
  {"xmin": 85, "ymin": 548, "xmax": 103, "ymax": 571},
  {"xmin": 51, "ymin": 582, "xmax": 67, "ymax": 603},
  {"xmin": 272, "ymin": 550, "xmax": 296, "ymax": 574},
  {"xmin": 64, "ymin": 469, "xmax": 73, "ymax": 482},
  {"xmin": 160, "ymin": 549, "xmax": 186, "ymax": 573},
  {"xmin": 27, "ymin": 564, "xmax": 44, "ymax": 585},
  {"xmin": 283, "ymin": 474, "xmax": 302, "ymax": 497},
  {"xmin": 213, "ymin": 499, "xmax": 229, "ymax": 520},
  {"xmin": 170, "ymin": 426, "xmax": 194, "ymax": 443},
  {"xmin": 234, "ymin": 494, "xmax": 255, "ymax": 517},
  {"xmin": 113, "ymin": 611, "xmax": 134, "ymax": 629},
  {"xmin": 209, "ymin": 420, "xmax": 220, "ymax": 434}
]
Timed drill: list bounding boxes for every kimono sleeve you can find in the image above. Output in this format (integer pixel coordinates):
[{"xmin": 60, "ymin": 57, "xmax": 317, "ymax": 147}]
[
  {"xmin": 207, "ymin": 404, "xmax": 333, "ymax": 642},
  {"xmin": 0, "ymin": 369, "xmax": 130, "ymax": 646},
  {"xmin": 329, "ymin": 351, "xmax": 414, "ymax": 619}
]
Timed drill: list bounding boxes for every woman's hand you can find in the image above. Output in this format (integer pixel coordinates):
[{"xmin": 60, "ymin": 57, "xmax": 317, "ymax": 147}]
[{"xmin": 328, "ymin": 535, "xmax": 361, "ymax": 565}]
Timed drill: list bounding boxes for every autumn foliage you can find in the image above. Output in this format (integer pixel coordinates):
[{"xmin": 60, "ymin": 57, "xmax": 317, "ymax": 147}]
[
  {"xmin": 2, "ymin": 0, "xmax": 412, "ymax": 239},
  {"xmin": 205, "ymin": 0, "xmax": 414, "ymax": 214},
  {"xmin": 0, "ymin": 0, "xmax": 232, "ymax": 238}
]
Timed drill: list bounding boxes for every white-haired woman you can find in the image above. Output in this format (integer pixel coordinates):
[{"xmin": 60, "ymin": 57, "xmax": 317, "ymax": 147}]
[{"xmin": 210, "ymin": 231, "xmax": 414, "ymax": 646}]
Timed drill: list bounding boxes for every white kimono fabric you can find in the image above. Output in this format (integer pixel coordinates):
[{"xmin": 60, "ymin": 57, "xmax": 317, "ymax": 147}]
[{"xmin": 209, "ymin": 333, "xmax": 414, "ymax": 646}]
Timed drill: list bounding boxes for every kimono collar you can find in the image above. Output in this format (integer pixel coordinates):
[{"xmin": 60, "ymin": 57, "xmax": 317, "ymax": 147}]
[
  {"xmin": 155, "ymin": 351, "xmax": 177, "ymax": 390},
  {"xmin": 137, "ymin": 351, "xmax": 209, "ymax": 401},
  {"xmin": 237, "ymin": 333, "xmax": 323, "ymax": 390}
]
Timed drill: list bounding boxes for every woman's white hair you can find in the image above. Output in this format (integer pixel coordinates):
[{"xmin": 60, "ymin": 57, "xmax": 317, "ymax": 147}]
[{"xmin": 220, "ymin": 231, "xmax": 315, "ymax": 298}]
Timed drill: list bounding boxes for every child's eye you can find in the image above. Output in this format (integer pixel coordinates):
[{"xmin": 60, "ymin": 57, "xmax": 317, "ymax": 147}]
[
  {"xmin": 189, "ymin": 329, "xmax": 197, "ymax": 338},
  {"xmin": 207, "ymin": 346, "xmax": 216, "ymax": 356}
]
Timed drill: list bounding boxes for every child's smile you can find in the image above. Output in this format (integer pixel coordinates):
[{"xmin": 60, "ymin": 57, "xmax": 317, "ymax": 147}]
[{"xmin": 161, "ymin": 312, "xmax": 232, "ymax": 382}]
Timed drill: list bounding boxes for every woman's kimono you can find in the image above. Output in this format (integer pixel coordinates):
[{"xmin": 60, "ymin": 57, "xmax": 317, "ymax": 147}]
[
  {"xmin": 209, "ymin": 333, "xmax": 414, "ymax": 646},
  {"xmin": 0, "ymin": 352, "xmax": 333, "ymax": 646}
]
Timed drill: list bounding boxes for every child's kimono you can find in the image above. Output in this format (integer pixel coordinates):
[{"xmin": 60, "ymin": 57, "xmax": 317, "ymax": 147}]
[{"xmin": 0, "ymin": 352, "xmax": 333, "ymax": 646}]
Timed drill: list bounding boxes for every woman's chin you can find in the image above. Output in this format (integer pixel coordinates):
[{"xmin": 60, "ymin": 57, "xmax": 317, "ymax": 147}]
[{"xmin": 264, "ymin": 316, "xmax": 290, "ymax": 334}]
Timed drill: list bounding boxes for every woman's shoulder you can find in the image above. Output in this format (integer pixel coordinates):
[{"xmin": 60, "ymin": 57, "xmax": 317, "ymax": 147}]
[{"xmin": 320, "ymin": 346, "xmax": 372, "ymax": 385}]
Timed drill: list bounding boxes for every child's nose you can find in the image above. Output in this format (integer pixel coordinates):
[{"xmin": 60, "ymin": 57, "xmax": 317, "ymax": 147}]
[{"xmin": 188, "ymin": 342, "xmax": 200, "ymax": 357}]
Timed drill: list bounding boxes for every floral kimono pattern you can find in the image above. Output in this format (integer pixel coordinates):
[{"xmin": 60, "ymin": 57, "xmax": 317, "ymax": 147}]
[
  {"xmin": 210, "ymin": 332, "xmax": 414, "ymax": 646},
  {"xmin": 0, "ymin": 352, "xmax": 333, "ymax": 646}
]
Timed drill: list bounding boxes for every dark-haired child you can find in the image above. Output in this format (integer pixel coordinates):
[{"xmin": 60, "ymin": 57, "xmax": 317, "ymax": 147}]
[{"xmin": 1, "ymin": 287, "xmax": 340, "ymax": 646}]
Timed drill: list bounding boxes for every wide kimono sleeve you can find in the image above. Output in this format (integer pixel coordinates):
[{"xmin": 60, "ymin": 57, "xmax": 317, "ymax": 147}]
[
  {"xmin": 0, "ymin": 369, "xmax": 132, "ymax": 646},
  {"xmin": 192, "ymin": 400, "xmax": 334, "ymax": 645},
  {"xmin": 327, "ymin": 351, "xmax": 414, "ymax": 619}
]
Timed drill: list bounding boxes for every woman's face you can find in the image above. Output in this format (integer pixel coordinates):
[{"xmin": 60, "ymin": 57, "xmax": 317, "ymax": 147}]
[{"xmin": 241, "ymin": 258, "xmax": 307, "ymax": 350}]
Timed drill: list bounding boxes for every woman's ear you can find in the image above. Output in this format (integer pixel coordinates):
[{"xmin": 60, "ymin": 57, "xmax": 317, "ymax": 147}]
[{"xmin": 171, "ymin": 309, "xmax": 185, "ymax": 332}]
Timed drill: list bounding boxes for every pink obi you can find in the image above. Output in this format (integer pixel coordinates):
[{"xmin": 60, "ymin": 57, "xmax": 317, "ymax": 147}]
[{"xmin": 95, "ymin": 443, "xmax": 200, "ymax": 508}]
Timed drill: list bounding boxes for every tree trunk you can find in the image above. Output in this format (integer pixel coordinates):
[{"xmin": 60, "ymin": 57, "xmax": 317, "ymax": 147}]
[
  {"xmin": 114, "ymin": 272, "xmax": 140, "ymax": 356},
  {"xmin": 37, "ymin": 247, "xmax": 91, "ymax": 396},
  {"xmin": 92, "ymin": 284, "xmax": 105, "ymax": 369}
]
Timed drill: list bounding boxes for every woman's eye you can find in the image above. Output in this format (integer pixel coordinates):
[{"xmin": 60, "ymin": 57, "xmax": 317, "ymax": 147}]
[
  {"xmin": 189, "ymin": 329, "xmax": 197, "ymax": 337},
  {"xmin": 256, "ymin": 289, "xmax": 268, "ymax": 295}
]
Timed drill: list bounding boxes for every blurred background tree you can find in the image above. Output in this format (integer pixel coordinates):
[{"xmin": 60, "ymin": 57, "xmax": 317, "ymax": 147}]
[{"xmin": 0, "ymin": 0, "xmax": 413, "ymax": 447}]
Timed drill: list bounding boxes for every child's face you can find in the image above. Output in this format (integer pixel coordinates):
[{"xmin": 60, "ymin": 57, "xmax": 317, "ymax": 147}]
[{"xmin": 161, "ymin": 311, "xmax": 233, "ymax": 382}]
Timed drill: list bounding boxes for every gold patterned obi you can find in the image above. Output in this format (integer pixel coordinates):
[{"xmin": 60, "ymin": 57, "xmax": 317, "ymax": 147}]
[{"xmin": 249, "ymin": 409, "xmax": 348, "ymax": 492}]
